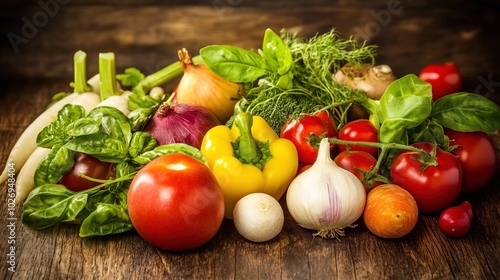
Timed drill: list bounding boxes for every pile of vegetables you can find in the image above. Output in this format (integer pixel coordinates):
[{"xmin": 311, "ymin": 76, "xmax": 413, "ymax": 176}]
[{"xmin": 1, "ymin": 27, "xmax": 500, "ymax": 251}]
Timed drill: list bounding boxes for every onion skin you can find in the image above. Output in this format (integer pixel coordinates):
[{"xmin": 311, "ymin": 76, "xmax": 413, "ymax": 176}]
[
  {"xmin": 175, "ymin": 48, "xmax": 242, "ymax": 124},
  {"xmin": 143, "ymin": 103, "xmax": 220, "ymax": 149}
]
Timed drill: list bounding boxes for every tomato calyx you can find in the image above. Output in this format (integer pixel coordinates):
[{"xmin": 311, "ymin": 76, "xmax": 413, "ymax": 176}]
[
  {"xmin": 408, "ymin": 144, "xmax": 439, "ymax": 172},
  {"xmin": 304, "ymin": 131, "xmax": 327, "ymax": 150}
]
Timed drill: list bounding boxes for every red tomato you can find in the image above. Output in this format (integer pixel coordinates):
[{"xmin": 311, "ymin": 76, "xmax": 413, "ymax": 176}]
[
  {"xmin": 444, "ymin": 128, "xmax": 497, "ymax": 193},
  {"xmin": 280, "ymin": 110, "xmax": 338, "ymax": 164},
  {"xmin": 59, "ymin": 152, "xmax": 116, "ymax": 192},
  {"xmin": 338, "ymin": 119, "xmax": 379, "ymax": 157},
  {"xmin": 389, "ymin": 142, "xmax": 462, "ymax": 214},
  {"xmin": 334, "ymin": 150, "xmax": 382, "ymax": 193},
  {"xmin": 127, "ymin": 153, "xmax": 225, "ymax": 251},
  {"xmin": 439, "ymin": 201, "xmax": 473, "ymax": 238},
  {"xmin": 418, "ymin": 62, "xmax": 462, "ymax": 101}
]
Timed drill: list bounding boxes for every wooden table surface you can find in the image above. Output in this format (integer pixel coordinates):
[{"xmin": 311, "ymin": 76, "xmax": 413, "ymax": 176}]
[{"xmin": 1, "ymin": 1, "xmax": 500, "ymax": 279}]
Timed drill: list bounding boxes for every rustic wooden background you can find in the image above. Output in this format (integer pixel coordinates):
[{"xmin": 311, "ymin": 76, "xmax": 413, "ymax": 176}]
[{"xmin": 1, "ymin": 0, "xmax": 500, "ymax": 279}]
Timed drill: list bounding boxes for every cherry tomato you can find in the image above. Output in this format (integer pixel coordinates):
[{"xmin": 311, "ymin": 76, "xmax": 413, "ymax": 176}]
[
  {"xmin": 58, "ymin": 152, "xmax": 116, "ymax": 192},
  {"xmin": 418, "ymin": 62, "xmax": 462, "ymax": 101},
  {"xmin": 338, "ymin": 119, "xmax": 378, "ymax": 157},
  {"xmin": 334, "ymin": 150, "xmax": 382, "ymax": 193},
  {"xmin": 280, "ymin": 110, "xmax": 338, "ymax": 164},
  {"xmin": 389, "ymin": 142, "xmax": 462, "ymax": 214},
  {"xmin": 444, "ymin": 128, "xmax": 497, "ymax": 193},
  {"xmin": 127, "ymin": 153, "xmax": 224, "ymax": 251},
  {"xmin": 439, "ymin": 201, "xmax": 473, "ymax": 238}
]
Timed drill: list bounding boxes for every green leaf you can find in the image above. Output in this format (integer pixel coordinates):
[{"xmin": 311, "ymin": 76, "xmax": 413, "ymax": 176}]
[
  {"xmin": 37, "ymin": 104, "xmax": 87, "ymax": 148},
  {"xmin": 79, "ymin": 203, "xmax": 133, "ymax": 237},
  {"xmin": 88, "ymin": 106, "xmax": 132, "ymax": 145},
  {"xmin": 75, "ymin": 190, "xmax": 116, "ymax": 221},
  {"xmin": 22, "ymin": 184, "xmax": 88, "ymax": 229},
  {"xmin": 65, "ymin": 134, "xmax": 128, "ymax": 163},
  {"xmin": 262, "ymin": 28, "xmax": 293, "ymax": 75},
  {"xmin": 116, "ymin": 67, "xmax": 145, "ymax": 87},
  {"xmin": 377, "ymin": 74, "xmax": 433, "ymax": 143},
  {"xmin": 66, "ymin": 116, "xmax": 101, "ymax": 137},
  {"xmin": 127, "ymin": 106, "xmax": 156, "ymax": 131},
  {"xmin": 128, "ymin": 131, "xmax": 157, "ymax": 158},
  {"xmin": 133, "ymin": 143, "xmax": 207, "ymax": 165},
  {"xmin": 430, "ymin": 92, "xmax": 500, "ymax": 132},
  {"xmin": 200, "ymin": 45, "xmax": 268, "ymax": 83},
  {"xmin": 34, "ymin": 145, "xmax": 75, "ymax": 187}
]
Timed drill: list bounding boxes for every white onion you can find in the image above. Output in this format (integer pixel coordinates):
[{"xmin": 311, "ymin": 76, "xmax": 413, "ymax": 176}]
[{"xmin": 286, "ymin": 138, "xmax": 366, "ymax": 239}]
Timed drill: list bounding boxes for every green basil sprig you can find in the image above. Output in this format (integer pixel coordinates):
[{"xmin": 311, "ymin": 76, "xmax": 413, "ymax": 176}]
[{"xmin": 23, "ymin": 104, "xmax": 207, "ymax": 237}]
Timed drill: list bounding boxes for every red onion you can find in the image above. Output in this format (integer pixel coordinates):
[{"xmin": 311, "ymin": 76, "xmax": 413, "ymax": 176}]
[{"xmin": 144, "ymin": 103, "xmax": 221, "ymax": 149}]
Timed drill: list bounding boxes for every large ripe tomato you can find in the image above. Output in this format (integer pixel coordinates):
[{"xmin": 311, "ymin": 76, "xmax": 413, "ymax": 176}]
[
  {"xmin": 334, "ymin": 150, "xmax": 382, "ymax": 193},
  {"xmin": 59, "ymin": 152, "xmax": 116, "ymax": 192},
  {"xmin": 338, "ymin": 119, "xmax": 379, "ymax": 158},
  {"xmin": 127, "ymin": 153, "xmax": 225, "ymax": 251},
  {"xmin": 444, "ymin": 128, "xmax": 497, "ymax": 193},
  {"xmin": 389, "ymin": 142, "xmax": 462, "ymax": 214},
  {"xmin": 280, "ymin": 110, "xmax": 338, "ymax": 164},
  {"xmin": 418, "ymin": 62, "xmax": 462, "ymax": 101}
]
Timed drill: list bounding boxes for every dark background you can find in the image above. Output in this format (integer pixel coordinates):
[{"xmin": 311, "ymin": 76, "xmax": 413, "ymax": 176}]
[{"xmin": 1, "ymin": 0, "xmax": 499, "ymax": 104}]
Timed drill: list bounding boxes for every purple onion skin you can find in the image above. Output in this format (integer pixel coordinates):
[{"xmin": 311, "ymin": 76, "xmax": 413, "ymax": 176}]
[{"xmin": 144, "ymin": 103, "xmax": 221, "ymax": 149}]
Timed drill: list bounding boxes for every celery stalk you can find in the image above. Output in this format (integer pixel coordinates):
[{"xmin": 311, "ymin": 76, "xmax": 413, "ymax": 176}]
[
  {"xmin": 136, "ymin": 55, "xmax": 203, "ymax": 93},
  {"xmin": 99, "ymin": 52, "xmax": 120, "ymax": 101},
  {"xmin": 73, "ymin": 50, "xmax": 89, "ymax": 94}
]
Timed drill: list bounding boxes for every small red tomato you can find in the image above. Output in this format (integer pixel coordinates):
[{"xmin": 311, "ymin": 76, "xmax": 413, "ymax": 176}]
[
  {"xmin": 418, "ymin": 62, "xmax": 462, "ymax": 101},
  {"xmin": 439, "ymin": 201, "xmax": 473, "ymax": 238},
  {"xmin": 128, "ymin": 153, "xmax": 225, "ymax": 251},
  {"xmin": 334, "ymin": 150, "xmax": 382, "ymax": 193},
  {"xmin": 444, "ymin": 128, "xmax": 497, "ymax": 193},
  {"xmin": 280, "ymin": 110, "xmax": 338, "ymax": 164},
  {"xmin": 390, "ymin": 142, "xmax": 462, "ymax": 214},
  {"xmin": 59, "ymin": 152, "xmax": 116, "ymax": 192},
  {"xmin": 338, "ymin": 119, "xmax": 379, "ymax": 157}
]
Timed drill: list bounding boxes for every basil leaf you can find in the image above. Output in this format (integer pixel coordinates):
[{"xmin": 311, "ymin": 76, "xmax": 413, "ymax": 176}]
[
  {"xmin": 66, "ymin": 115, "xmax": 101, "ymax": 137},
  {"xmin": 430, "ymin": 92, "xmax": 500, "ymax": 132},
  {"xmin": 79, "ymin": 203, "xmax": 132, "ymax": 237},
  {"xmin": 128, "ymin": 106, "xmax": 156, "ymax": 131},
  {"xmin": 65, "ymin": 134, "xmax": 128, "ymax": 163},
  {"xmin": 88, "ymin": 106, "xmax": 132, "ymax": 146},
  {"xmin": 75, "ymin": 190, "xmax": 116, "ymax": 221},
  {"xmin": 128, "ymin": 132, "xmax": 157, "ymax": 158},
  {"xmin": 133, "ymin": 143, "xmax": 207, "ymax": 165},
  {"xmin": 34, "ymin": 145, "xmax": 75, "ymax": 187},
  {"xmin": 22, "ymin": 184, "xmax": 88, "ymax": 229},
  {"xmin": 262, "ymin": 28, "xmax": 293, "ymax": 75},
  {"xmin": 116, "ymin": 67, "xmax": 145, "ymax": 87},
  {"xmin": 37, "ymin": 104, "xmax": 87, "ymax": 148},
  {"xmin": 200, "ymin": 45, "xmax": 268, "ymax": 83},
  {"xmin": 377, "ymin": 74, "xmax": 433, "ymax": 143}
]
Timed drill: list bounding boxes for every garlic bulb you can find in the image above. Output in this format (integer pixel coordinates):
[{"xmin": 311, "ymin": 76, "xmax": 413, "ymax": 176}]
[
  {"xmin": 286, "ymin": 138, "xmax": 366, "ymax": 239},
  {"xmin": 333, "ymin": 64, "xmax": 396, "ymax": 100}
]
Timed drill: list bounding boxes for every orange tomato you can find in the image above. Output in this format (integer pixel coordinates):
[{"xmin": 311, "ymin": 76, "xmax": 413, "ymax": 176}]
[{"xmin": 363, "ymin": 184, "xmax": 419, "ymax": 239}]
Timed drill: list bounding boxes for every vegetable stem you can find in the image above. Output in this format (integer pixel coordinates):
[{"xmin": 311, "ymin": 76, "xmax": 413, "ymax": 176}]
[
  {"xmin": 136, "ymin": 55, "xmax": 204, "ymax": 94},
  {"xmin": 234, "ymin": 112, "xmax": 262, "ymax": 164},
  {"xmin": 99, "ymin": 52, "xmax": 120, "ymax": 100},
  {"xmin": 73, "ymin": 50, "xmax": 89, "ymax": 94}
]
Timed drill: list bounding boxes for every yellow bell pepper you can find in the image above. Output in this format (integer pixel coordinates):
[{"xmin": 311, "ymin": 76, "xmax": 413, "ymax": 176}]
[{"xmin": 201, "ymin": 112, "xmax": 298, "ymax": 219}]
